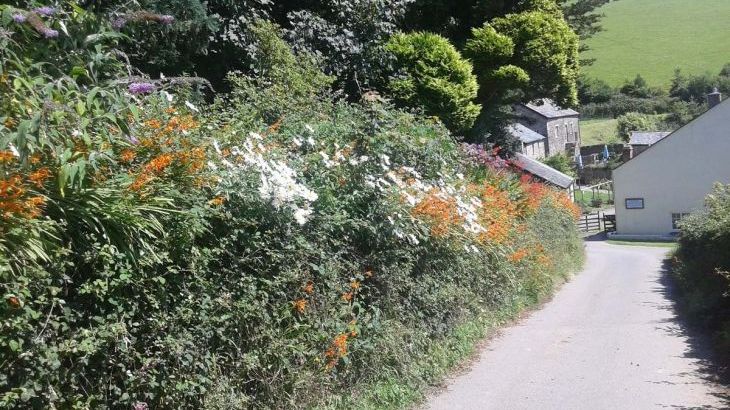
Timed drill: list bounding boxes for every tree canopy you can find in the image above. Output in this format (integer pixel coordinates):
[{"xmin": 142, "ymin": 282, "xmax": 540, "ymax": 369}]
[{"xmin": 387, "ymin": 32, "xmax": 481, "ymax": 134}]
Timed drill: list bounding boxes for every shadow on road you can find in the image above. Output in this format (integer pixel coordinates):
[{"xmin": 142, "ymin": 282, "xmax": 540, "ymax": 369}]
[
  {"xmin": 583, "ymin": 231, "xmax": 608, "ymax": 242},
  {"xmin": 650, "ymin": 259, "xmax": 730, "ymax": 406}
]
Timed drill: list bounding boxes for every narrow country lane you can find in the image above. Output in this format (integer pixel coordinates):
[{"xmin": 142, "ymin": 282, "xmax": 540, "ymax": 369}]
[{"xmin": 425, "ymin": 241, "xmax": 729, "ymax": 409}]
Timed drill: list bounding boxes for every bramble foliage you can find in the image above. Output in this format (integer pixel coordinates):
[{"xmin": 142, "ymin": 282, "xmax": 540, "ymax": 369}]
[
  {"xmin": 673, "ymin": 183, "xmax": 730, "ymax": 356},
  {"xmin": 386, "ymin": 32, "xmax": 481, "ymax": 134},
  {"xmin": 1, "ymin": 3, "xmax": 583, "ymax": 408}
]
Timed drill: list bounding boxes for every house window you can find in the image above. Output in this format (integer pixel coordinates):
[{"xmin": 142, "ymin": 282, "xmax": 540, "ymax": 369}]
[
  {"xmin": 625, "ymin": 198, "xmax": 644, "ymax": 209},
  {"xmin": 671, "ymin": 213, "xmax": 691, "ymax": 230},
  {"xmin": 568, "ymin": 123, "xmax": 573, "ymax": 142}
]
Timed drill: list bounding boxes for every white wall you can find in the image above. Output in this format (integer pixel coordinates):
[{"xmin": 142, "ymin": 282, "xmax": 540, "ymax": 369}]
[{"xmin": 613, "ymin": 99, "xmax": 730, "ymax": 235}]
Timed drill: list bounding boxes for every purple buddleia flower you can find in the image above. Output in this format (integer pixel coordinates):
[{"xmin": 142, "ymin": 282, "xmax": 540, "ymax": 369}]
[
  {"xmin": 111, "ymin": 17, "xmax": 127, "ymax": 29},
  {"xmin": 132, "ymin": 402, "xmax": 149, "ymax": 410},
  {"xmin": 33, "ymin": 6, "xmax": 57, "ymax": 16},
  {"xmin": 158, "ymin": 15, "xmax": 175, "ymax": 25},
  {"xmin": 40, "ymin": 28, "xmax": 59, "ymax": 38},
  {"xmin": 12, "ymin": 14, "xmax": 27, "ymax": 23},
  {"xmin": 462, "ymin": 143, "xmax": 509, "ymax": 170},
  {"xmin": 127, "ymin": 135, "xmax": 140, "ymax": 145},
  {"xmin": 128, "ymin": 82, "xmax": 156, "ymax": 95}
]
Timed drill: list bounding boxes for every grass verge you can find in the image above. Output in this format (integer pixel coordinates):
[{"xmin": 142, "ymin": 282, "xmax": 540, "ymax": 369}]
[{"xmin": 607, "ymin": 240, "xmax": 677, "ymax": 248}]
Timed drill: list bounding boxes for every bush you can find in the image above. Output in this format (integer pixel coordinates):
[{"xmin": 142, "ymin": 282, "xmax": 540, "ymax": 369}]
[
  {"xmin": 577, "ymin": 75, "xmax": 614, "ymax": 104},
  {"xmin": 673, "ymin": 183, "xmax": 730, "ymax": 356},
  {"xmin": 616, "ymin": 112, "xmax": 659, "ymax": 141},
  {"xmin": 386, "ymin": 32, "xmax": 481, "ymax": 135},
  {"xmin": 542, "ymin": 154, "xmax": 576, "ymax": 178},
  {"xmin": 1, "ymin": 5, "xmax": 583, "ymax": 408}
]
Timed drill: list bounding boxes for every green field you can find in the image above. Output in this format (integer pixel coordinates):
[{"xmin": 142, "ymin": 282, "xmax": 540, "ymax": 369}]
[
  {"xmin": 581, "ymin": 118, "xmax": 620, "ymax": 146},
  {"xmin": 581, "ymin": 114, "xmax": 667, "ymax": 146},
  {"xmin": 581, "ymin": 0, "xmax": 730, "ymax": 87}
]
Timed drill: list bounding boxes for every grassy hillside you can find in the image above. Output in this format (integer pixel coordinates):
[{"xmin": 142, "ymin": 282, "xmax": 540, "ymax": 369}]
[
  {"xmin": 581, "ymin": 0, "xmax": 730, "ymax": 87},
  {"xmin": 581, "ymin": 118, "xmax": 620, "ymax": 146}
]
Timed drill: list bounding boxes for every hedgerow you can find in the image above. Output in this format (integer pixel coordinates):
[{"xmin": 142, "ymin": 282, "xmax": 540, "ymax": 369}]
[
  {"xmin": 1, "ymin": 4, "xmax": 583, "ymax": 408},
  {"xmin": 673, "ymin": 183, "xmax": 730, "ymax": 357}
]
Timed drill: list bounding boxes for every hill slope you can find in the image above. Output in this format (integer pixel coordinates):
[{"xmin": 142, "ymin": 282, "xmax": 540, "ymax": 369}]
[{"xmin": 581, "ymin": 0, "xmax": 730, "ymax": 87}]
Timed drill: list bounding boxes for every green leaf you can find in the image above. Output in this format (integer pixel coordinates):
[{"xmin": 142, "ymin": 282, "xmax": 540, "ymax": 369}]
[{"xmin": 76, "ymin": 100, "xmax": 86, "ymax": 116}]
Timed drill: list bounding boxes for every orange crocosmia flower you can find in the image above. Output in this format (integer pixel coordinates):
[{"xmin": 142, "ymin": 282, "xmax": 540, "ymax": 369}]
[
  {"xmin": 350, "ymin": 280, "xmax": 360, "ymax": 290},
  {"xmin": 146, "ymin": 153, "xmax": 174, "ymax": 173},
  {"xmin": 292, "ymin": 299, "xmax": 307, "ymax": 313},
  {"xmin": 303, "ymin": 281, "xmax": 314, "ymax": 294},
  {"xmin": 341, "ymin": 291, "xmax": 353, "ymax": 302},
  {"xmin": 508, "ymin": 248, "xmax": 529, "ymax": 263},
  {"xmin": 28, "ymin": 168, "xmax": 52, "ymax": 188},
  {"xmin": 145, "ymin": 119, "xmax": 162, "ymax": 129},
  {"xmin": 208, "ymin": 196, "xmax": 225, "ymax": 206},
  {"xmin": 537, "ymin": 254, "xmax": 553, "ymax": 268},
  {"xmin": 324, "ymin": 333, "xmax": 350, "ymax": 369},
  {"xmin": 23, "ymin": 196, "xmax": 45, "ymax": 218},
  {"xmin": 0, "ymin": 150, "xmax": 15, "ymax": 163},
  {"xmin": 120, "ymin": 149, "xmax": 136, "ymax": 163},
  {"xmin": 411, "ymin": 189, "xmax": 463, "ymax": 237},
  {"xmin": 0, "ymin": 175, "xmax": 35, "ymax": 219},
  {"xmin": 129, "ymin": 173, "xmax": 152, "ymax": 191}
]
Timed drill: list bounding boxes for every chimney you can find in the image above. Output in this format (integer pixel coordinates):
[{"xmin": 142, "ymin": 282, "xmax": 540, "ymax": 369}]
[{"xmin": 707, "ymin": 87, "xmax": 722, "ymax": 109}]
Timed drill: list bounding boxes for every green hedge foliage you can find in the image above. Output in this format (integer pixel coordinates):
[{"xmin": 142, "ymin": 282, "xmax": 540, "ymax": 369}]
[
  {"xmin": 673, "ymin": 183, "xmax": 730, "ymax": 356},
  {"xmin": 1, "ymin": 4, "xmax": 583, "ymax": 408}
]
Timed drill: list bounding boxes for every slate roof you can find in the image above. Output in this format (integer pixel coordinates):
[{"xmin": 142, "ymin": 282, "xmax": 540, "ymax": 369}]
[
  {"xmin": 629, "ymin": 131, "xmax": 671, "ymax": 146},
  {"xmin": 523, "ymin": 98, "xmax": 579, "ymax": 118},
  {"xmin": 507, "ymin": 123, "xmax": 546, "ymax": 144},
  {"xmin": 513, "ymin": 153, "xmax": 574, "ymax": 189}
]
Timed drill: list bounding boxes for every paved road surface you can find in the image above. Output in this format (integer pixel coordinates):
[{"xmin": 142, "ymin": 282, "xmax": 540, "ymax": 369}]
[{"xmin": 426, "ymin": 241, "xmax": 729, "ymax": 410}]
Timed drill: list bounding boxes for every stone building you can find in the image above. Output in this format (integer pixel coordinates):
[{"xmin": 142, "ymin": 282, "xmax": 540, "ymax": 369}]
[
  {"xmin": 514, "ymin": 98, "xmax": 580, "ymax": 158},
  {"xmin": 507, "ymin": 123, "xmax": 547, "ymax": 160}
]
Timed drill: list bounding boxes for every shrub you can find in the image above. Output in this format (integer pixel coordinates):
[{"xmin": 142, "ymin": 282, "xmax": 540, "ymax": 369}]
[
  {"xmin": 542, "ymin": 154, "xmax": 576, "ymax": 178},
  {"xmin": 578, "ymin": 75, "xmax": 614, "ymax": 104},
  {"xmin": 1, "ymin": 5, "xmax": 583, "ymax": 408},
  {"xmin": 673, "ymin": 183, "xmax": 730, "ymax": 355},
  {"xmin": 616, "ymin": 112, "xmax": 659, "ymax": 141},
  {"xmin": 386, "ymin": 32, "xmax": 481, "ymax": 135}
]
